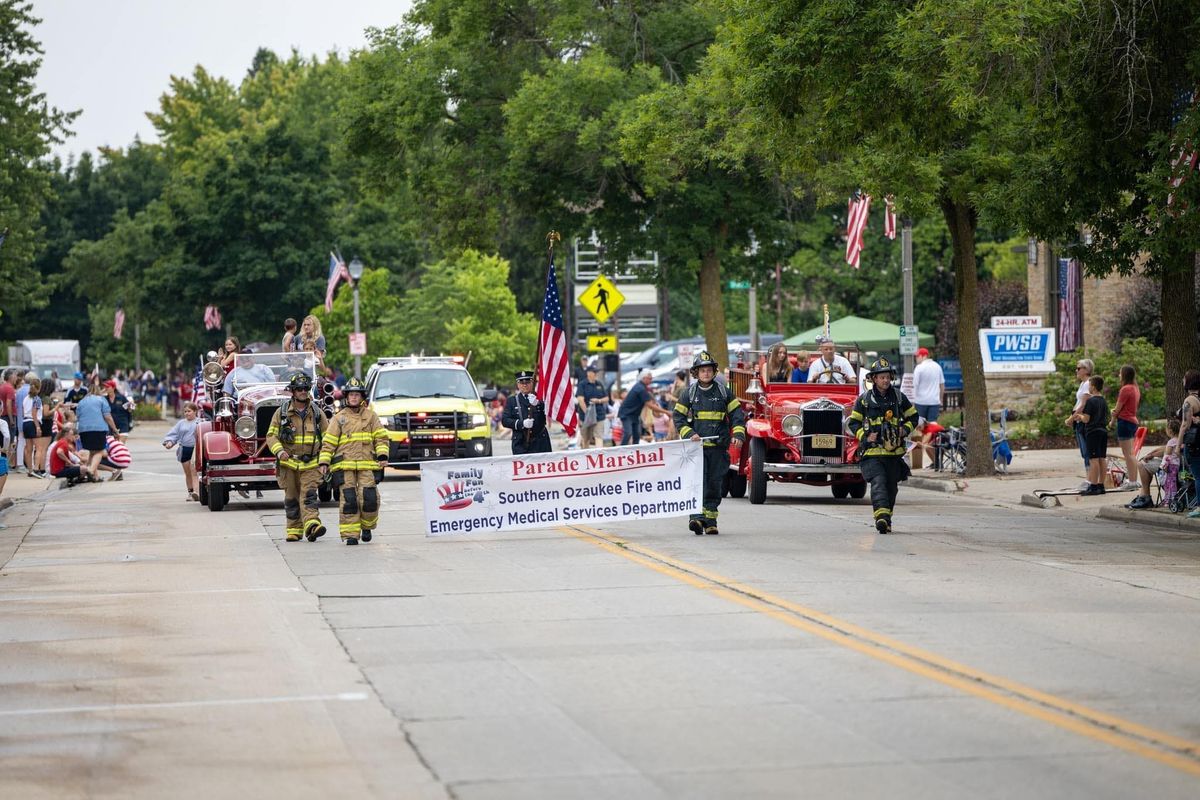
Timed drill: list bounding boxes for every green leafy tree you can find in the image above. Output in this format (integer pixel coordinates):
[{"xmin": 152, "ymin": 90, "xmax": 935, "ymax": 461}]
[
  {"xmin": 397, "ymin": 250, "xmax": 538, "ymax": 385},
  {"xmin": 0, "ymin": 1, "xmax": 76, "ymax": 318},
  {"xmin": 310, "ymin": 267, "xmax": 403, "ymax": 374}
]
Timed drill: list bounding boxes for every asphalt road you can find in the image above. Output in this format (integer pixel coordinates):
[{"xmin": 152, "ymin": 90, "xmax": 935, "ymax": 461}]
[{"xmin": 2, "ymin": 423, "xmax": 1198, "ymax": 798}]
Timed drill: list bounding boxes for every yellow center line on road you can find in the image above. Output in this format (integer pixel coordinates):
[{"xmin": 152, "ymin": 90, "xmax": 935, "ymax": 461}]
[{"xmin": 559, "ymin": 524, "xmax": 1200, "ymax": 778}]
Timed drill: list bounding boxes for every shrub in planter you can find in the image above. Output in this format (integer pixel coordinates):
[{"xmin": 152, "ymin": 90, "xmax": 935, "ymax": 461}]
[
  {"xmin": 133, "ymin": 403, "xmax": 163, "ymax": 421},
  {"xmin": 1034, "ymin": 338, "xmax": 1164, "ymax": 437}
]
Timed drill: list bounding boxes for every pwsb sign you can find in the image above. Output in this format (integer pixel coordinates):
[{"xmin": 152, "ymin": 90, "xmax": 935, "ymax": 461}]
[
  {"xmin": 419, "ymin": 440, "xmax": 703, "ymax": 536},
  {"xmin": 978, "ymin": 328, "xmax": 1058, "ymax": 373}
]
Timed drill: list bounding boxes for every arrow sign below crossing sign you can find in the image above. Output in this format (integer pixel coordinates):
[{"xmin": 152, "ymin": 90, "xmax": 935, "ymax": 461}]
[
  {"xmin": 579, "ymin": 275, "xmax": 625, "ymax": 323},
  {"xmin": 587, "ymin": 334, "xmax": 618, "ymax": 352}
]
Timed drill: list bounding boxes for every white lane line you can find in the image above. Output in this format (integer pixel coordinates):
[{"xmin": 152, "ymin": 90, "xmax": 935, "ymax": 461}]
[
  {"xmin": 0, "ymin": 691, "xmax": 369, "ymax": 718},
  {"xmin": 0, "ymin": 587, "xmax": 301, "ymax": 602}
]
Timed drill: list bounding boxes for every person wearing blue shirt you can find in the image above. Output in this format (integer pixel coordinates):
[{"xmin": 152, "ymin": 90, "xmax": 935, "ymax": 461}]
[
  {"xmin": 14, "ymin": 375, "xmax": 30, "ymax": 472},
  {"xmin": 75, "ymin": 391, "xmax": 118, "ymax": 479},
  {"xmin": 223, "ymin": 354, "xmax": 278, "ymax": 397},
  {"xmin": 619, "ymin": 371, "xmax": 670, "ymax": 445}
]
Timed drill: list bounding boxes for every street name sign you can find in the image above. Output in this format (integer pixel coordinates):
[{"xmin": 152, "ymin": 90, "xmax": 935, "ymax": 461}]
[{"xmin": 579, "ymin": 276, "xmax": 625, "ymax": 323}]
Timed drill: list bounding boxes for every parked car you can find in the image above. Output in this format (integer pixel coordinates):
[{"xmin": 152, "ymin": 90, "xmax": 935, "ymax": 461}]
[
  {"xmin": 618, "ymin": 334, "xmax": 783, "ymax": 388},
  {"xmin": 724, "ymin": 354, "xmax": 866, "ymax": 503},
  {"xmin": 194, "ymin": 351, "xmax": 334, "ymax": 511}
]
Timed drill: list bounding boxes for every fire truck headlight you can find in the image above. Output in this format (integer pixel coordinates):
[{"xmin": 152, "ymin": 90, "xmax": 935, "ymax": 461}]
[
  {"xmin": 234, "ymin": 416, "xmax": 257, "ymax": 439},
  {"xmin": 781, "ymin": 414, "xmax": 803, "ymax": 437},
  {"xmin": 471, "ymin": 414, "xmax": 486, "ymax": 427}
]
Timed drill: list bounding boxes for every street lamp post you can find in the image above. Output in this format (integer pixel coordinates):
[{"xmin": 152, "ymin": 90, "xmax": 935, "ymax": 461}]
[{"xmin": 348, "ymin": 257, "xmax": 364, "ymax": 378}]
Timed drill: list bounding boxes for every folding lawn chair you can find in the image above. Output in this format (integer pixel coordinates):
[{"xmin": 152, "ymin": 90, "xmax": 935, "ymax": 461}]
[{"xmin": 1108, "ymin": 425, "xmax": 1147, "ymax": 487}]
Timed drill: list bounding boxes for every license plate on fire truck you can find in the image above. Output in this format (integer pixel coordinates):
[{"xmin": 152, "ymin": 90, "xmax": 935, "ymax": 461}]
[
  {"xmin": 811, "ymin": 434, "xmax": 836, "ymax": 449},
  {"xmin": 419, "ymin": 447, "xmax": 448, "ymax": 459}
]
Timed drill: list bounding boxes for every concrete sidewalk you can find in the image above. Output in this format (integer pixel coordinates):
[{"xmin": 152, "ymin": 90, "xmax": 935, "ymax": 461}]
[{"xmin": 905, "ymin": 446, "xmax": 1200, "ymax": 534}]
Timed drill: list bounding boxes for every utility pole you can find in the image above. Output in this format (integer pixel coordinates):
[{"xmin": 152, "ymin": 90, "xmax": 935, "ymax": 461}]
[
  {"xmin": 134, "ymin": 323, "xmax": 142, "ymax": 374},
  {"xmin": 902, "ymin": 217, "xmax": 914, "ymax": 376},
  {"xmin": 775, "ymin": 262, "xmax": 783, "ymax": 335},
  {"xmin": 748, "ymin": 285, "xmax": 758, "ymax": 351}
]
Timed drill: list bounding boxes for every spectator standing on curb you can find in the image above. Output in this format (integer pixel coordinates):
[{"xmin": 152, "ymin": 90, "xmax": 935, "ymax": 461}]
[
  {"xmin": 15, "ymin": 370, "xmax": 32, "ymax": 472},
  {"xmin": 35, "ymin": 377, "xmax": 55, "ymax": 472},
  {"xmin": 619, "ymin": 371, "xmax": 670, "ymax": 445},
  {"xmin": 911, "ymin": 347, "xmax": 945, "ymax": 423},
  {"xmin": 21, "ymin": 375, "xmax": 43, "ymax": 477},
  {"xmin": 0, "ymin": 414, "xmax": 9, "ymax": 502},
  {"xmin": 75, "ymin": 388, "xmax": 119, "ymax": 480},
  {"xmin": 1067, "ymin": 358, "xmax": 1094, "ymax": 487},
  {"xmin": 64, "ymin": 372, "xmax": 87, "ymax": 407},
  {"xmin": 1113, "ymin": 364, "xmax": 1141, "ymax": 489},
  {"xmin": 575, "ymin": 365, "xmax": 608, "ymax": 449},
  {"xmin": 163, "ymin": 402, "xmax": 200, "ymax": 501},
  {"xmin": 1176, "ymin": 369, "xmax": 1200, "ymax": 517},
  {"xmin": 104, "ymin": 380, "xmax": 135, "ymax": 441},
  {"xmin": 0, "ymin": 369, "xmax": 16, "ymax": 462},
  {"xmin": 1073, "ymin": 376, "xmax": 1110, "ymax": 496}
]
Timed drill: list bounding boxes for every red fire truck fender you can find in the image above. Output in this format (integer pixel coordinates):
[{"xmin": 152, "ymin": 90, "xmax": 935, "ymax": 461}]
[
  {"xmin": 746, "ymin": 418, "xmax": 772, "ymax": 438},
  {"xmin": 201, "ymin": 430, "xmax": 242, "ymax": 460}
]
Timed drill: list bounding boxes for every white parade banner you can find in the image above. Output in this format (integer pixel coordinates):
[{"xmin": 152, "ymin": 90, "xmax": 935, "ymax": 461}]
[{"xmin": 420, "ymin": 440, "xmax": 704, "ymax": 536}]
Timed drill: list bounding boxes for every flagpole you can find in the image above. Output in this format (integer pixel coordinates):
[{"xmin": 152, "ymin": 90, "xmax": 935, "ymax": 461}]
[{"xmin": 535, "ymin": 231, "xmax": 560, "ymax": 399}]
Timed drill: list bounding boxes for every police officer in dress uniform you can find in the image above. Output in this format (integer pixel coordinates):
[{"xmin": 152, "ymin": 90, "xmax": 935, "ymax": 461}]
[
  {"xmin": 847, "ymin": 358, "xmax": 918, "ymax": 534},
  {"xmin": 672, "ymin": 352, "xmax": 746, "ymax": 535},
  {"xmin": 318, "ymin": 377, "xmax": 389, "ymax": 545},
  {"xmin": 502, "ymin": 370, "xmax": 552, "ymax": 454},
  {"xmin": 266, "ymin": 372, "xmax": 329, "ymax": 542}
]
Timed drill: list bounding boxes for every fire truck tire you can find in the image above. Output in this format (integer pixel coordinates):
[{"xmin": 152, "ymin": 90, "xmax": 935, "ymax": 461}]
[
  {"xmin": 848, "ymin": 482, "xmax": 867, "ymax": 499},
  {"xmin": 728, "ymin": 469, "xmax": 747, "ymax": 498},
  {"xmin": 748, "ymin": 437, "xmax": 767, "ymax": 505},
  {"xmin": 831, "ymin": 484, "xmax": 850, "ymax": 499},
  {"xmin": 207, "ymin": 482, "xmax": 228, "ymax": 512}
]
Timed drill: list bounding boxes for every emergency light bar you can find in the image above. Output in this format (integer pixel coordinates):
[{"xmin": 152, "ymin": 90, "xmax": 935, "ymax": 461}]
[{"xmin": 374, "ymin": 355, "xmax": 467, "ymax": 366}]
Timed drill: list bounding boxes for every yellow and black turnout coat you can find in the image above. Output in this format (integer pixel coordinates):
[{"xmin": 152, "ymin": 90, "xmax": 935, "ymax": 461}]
[
  {"xmin": 672, "ymin": 380, "xmax": 746, "ymax": 447},
  {"xmin": 319, "ymin": 405, "xmax": 389, "ymax": 471},
  {"xmin": 847, "ymin": 386, "xmax": 917, "ymax": 457},
  {"xmin": 265, "ymin": 401, "xmax": 328, "ymax": 471}
]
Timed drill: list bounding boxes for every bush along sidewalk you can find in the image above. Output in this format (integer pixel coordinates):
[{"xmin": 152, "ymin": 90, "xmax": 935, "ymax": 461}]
[{"xmin": 1034, "ymin": 338, "xmax": 1164, "ymax": 437}]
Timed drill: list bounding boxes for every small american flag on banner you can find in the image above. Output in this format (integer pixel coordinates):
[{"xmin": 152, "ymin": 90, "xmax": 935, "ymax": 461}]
[
  {"xmin": 203, "ymin": 305, "xmax": 222, "ymax": 331},
  {"xmin": 883, "ymin": 196, "xmax": 897, "ymax": 240},
  {"xmin": 113, "ymin": 307, "xmax": 126, "ymax": 339},
  {"xmin": 537, "ymin": 250, "xmax": 577, "ymax": 437},
  {"xmin": 1057, "ymin": 258, "xmax": 1082, "ymax": 352},
  {"xmin": 846, "ymin": 192, "xmax": 871, "ymax": 268},
  {"xmin": 326, "ymin": 252, "xmax": 351, "ymax": 312}
]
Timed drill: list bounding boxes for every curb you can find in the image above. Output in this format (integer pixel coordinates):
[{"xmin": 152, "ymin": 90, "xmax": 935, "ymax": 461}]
[
  {"xmin": 906, "ymin": 475, "xmax": 964, "ymax": 493},
  {"xmin": 1021, "ymin": 493, "xmax": 1061, "ymax": 509},
  {"xmin": 1097, "ymin": 505, "xmax": 1200, "ymax": 533},
  {"xmin": 0, "ymin": 498, "xmax": 11, "ymax": 512}
]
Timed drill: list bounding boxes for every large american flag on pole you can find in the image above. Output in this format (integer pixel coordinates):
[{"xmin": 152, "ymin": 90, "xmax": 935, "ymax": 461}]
[
  {"xmin": 845, "ymin": 192, "xmax": 872, "ymax": 268},
  {"xmin": 1057, "ymin": 258, "xmax": 1082, "ymax": 351},
  {"xmin": 325, "ymin": 252, "xmax": 351, "ymax": 312},
  {"xmin": 537, "ymin": 251, "xmax": 577, "ymax": 437}
]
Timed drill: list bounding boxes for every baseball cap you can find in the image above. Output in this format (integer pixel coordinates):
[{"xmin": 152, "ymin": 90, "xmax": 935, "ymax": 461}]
[
  {"xmin": 916, "ymin": 347, "xmax": 930, "ymax": 358},
  {"xmin": 103, "ymin": 379, "xmax": 118, "ymax": 389},
  {"xmin": 73, "ymin": 371, "xmax": 85, "ymax": 380}
]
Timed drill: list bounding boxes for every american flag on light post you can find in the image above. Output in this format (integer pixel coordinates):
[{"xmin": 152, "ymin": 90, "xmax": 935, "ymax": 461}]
[
  {"xmin": 325, "ymin": 251, "xmax": 352, "ymax": 312},
  {"xmin": 113, "ymin": 306, "xmax": 126, "ymax": 339},
  {"xmin": 883, "ymin": 196, "xmax": 897, "ymax": 240},
  {"xmin": 845, "ymin": 192, "xmax": 872, "ymax": 268},
  {"xmin": 536, "ymin": 235, "xmax": 577, "ymax": 437},
  {"xmin": 203, "ymin": 305, "xmax": 222, "ymax": 331}
]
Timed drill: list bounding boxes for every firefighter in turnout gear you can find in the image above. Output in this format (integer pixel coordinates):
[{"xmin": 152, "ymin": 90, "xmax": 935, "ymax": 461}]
[
  {"xmin": 847, "ymin": 358, "xmax": 918, "ymax": 534},
  {"xmin": 672, "ymin": 351, "xmax": 746, "ymax": 535},
  {"xmin": 266, "ymin": 372, "xmax": 329, "ymax": 543},
  {"xmin": 318, "ymin": 377, "xmax": 389, "ymax": 545},
  {"xmin": 501, "ymin": 370, "xmax": 552, "ymax": 454}
]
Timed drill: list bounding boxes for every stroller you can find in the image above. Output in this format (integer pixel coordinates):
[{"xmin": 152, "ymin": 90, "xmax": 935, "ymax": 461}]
[{"xmin": 1167, "ymin": 468, "xmax": 1196, "ymax": 513}]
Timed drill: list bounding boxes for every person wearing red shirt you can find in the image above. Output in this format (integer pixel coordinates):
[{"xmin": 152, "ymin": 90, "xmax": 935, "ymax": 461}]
[
  {"xmin": 1113, "ymin": 364, "xmax": 1142, "ymax": 489},
  {"xmin": 49, "ymin": 425, "xmax": 90, "ymax": 485},
  {"xmin": 0, "ymin": 369, "xmax": 16, "ymax": 460}
]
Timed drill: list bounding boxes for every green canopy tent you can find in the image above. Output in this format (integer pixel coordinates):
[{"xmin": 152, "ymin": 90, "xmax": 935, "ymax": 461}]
[{"xmin": 783, "ymin": 315, "xmax": 935, "ymax": 352}]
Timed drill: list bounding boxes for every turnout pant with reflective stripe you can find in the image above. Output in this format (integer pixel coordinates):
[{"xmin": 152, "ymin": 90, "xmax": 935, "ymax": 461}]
[
  {"xmin": 338, "ymin": 469, "xmax": 379, "ymax": 539},
  {"xmin": 691, "ymin": 446, "xmax": 729, "ymax": 525},
  {"xmin": 859, "ymin": 456, "xmax": 907, "ymax": 525},
  {"xmin": 277, "ymin": 466, "xmax": 324, "ymax": 538}
]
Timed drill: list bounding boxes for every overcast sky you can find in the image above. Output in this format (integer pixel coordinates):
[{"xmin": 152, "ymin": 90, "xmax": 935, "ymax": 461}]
[{"xmin": 32, "ymin": 0, "xmax": 414, "ymax": 160}]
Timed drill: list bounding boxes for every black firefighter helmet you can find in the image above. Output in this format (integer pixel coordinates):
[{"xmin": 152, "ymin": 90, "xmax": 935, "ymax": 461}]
[
  {"xmin": 287, "ymin": 372, "xmax": 313, "ymax": 392},
  {"xmin": 865, "ymin": 357, "xmax": 897, "ymax": 379},
  {"xmin": 690, "ymin": 351, "xmax": 719, "ymax": 378},
  {"xmin": 343, "ymin": 377, "xmax": 367, "ymax": 399}
]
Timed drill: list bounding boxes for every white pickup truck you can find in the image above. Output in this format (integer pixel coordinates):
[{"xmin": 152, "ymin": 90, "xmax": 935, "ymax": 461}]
[{"xmin": 7, "ymin": 340, "xmax": 81, "ymax": 390}]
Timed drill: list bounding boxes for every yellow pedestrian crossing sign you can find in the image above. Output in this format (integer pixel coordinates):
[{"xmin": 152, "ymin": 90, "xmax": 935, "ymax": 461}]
[
  {"xmin": 587, "ymin": 334, "xmax": 618, "ymax": 352},
  {"xmin": 579, "ymin": 275, "xmax": 625, "ymax": 323}
]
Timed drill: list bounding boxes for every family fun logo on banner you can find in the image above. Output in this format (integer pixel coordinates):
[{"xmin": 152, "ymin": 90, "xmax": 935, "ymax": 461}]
[{"xmin": 420, "ymin": 440, "xmax": 704, "ymax": 536}]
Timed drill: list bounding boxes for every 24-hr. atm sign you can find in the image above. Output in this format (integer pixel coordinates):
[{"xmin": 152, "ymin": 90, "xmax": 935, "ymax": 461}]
[{"xmin": 978, "ymin": 328, "xmax": 1057, "ymax": 373}]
